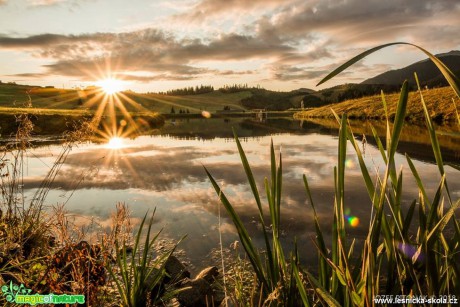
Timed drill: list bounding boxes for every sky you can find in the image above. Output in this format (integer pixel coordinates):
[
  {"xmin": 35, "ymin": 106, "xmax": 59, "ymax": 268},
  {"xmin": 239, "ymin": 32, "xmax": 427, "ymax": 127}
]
[{"xmin": 0, "ymin": 0, "xmax": 459, "ymax": 92}]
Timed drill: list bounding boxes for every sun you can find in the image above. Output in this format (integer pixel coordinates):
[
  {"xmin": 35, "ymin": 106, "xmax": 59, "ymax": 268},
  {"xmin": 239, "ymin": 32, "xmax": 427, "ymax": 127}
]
[
  {"xmin": 106, "ymin": 137, "xmax": 124, "ymax": 149},
  {"xmin": 97, "ymin": 78, "xmax": 124, "ymax": 95}
]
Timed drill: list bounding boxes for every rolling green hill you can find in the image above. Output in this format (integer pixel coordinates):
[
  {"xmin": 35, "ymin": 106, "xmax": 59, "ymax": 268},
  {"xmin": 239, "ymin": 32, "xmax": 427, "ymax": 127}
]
[
  {"xmin": 0, "ymin": 83, "xmax": 306, "ymax": 114},
  {"xmin": 0, "ymin": 82, "xmax": 253, "ymax": 115}
]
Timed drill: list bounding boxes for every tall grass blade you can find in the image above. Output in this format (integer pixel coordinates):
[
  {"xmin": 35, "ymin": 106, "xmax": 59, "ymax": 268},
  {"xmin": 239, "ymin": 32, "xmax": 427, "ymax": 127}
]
[
  {"xmin": 381, "ymin": 91, "xmax": 391, "ymax": 159},
  {"xmin": 204, "ymin": 166, "xmax": 269, "ymax": 291},
  {"xmin": 232, "ymin": 129, "xmax": 275, "ymax": 282},
  {"xmin": 292, "ymin": 261, "xmax": 310, "ymax": 307},
  {"xmin": 346, "ymin": 124, "xmax": 376, "ymax": 202},
  {"xmin": 232, "ymin": 128, "xmax": 263, "ymax": 214},
  {"xmin": 454, "ymin": 98, "xmax": 460, "ymax": 127},
  {"xmin": 337, "ymin": 114, "xmax": 347, "ymax": 240},
  {"xmin": 414, "ymin": 72, "xmax": 460, "ymax": 247},
  {"xmin": 405, "ymin": 154, "xmax": 429, "ymax": 204},
  {"xmin": 388, "ymin": 81, "xmax": 408, "ymax": 162},
  {"xmin": 402, "ymin": 200, "xmax": 416, "ymax": 238},
  {"xmin": 414, "ymin": 74, "xmax": 445, "ymax": 176},
  {"xmin": 306, "ymin": 272, "xmax": 341, "ymax": 307},
  {"xmin": 427, "ymin": 198, "xmax": 460, "ymax": 242},
  {"xmin": 316, "ymin": 43, "xmax": 405, "ymax": 86},
  {"xmin": 303, "ymin": 175, "xmax": 329, "ymax": 288},
  {"xmin": 370, "ymin": 125, "xmax": 387, "ymax": 164}
]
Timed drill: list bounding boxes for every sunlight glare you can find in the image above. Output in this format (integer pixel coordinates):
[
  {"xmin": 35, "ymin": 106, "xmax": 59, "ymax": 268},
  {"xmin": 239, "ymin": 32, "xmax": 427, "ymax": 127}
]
[
  {"xmin": 106, "ymin": 137, "xmax": 124, "ymax": 149},
  {"xmin": 97, "ymin": 78, "xmax": 124, "ymax": 95}
]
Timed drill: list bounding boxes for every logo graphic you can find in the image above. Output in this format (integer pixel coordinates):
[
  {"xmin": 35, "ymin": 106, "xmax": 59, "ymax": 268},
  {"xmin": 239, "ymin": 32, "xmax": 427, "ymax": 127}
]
[{"xmin": 1, "ymin": 281, "xmax": 85, "ymax": 305}]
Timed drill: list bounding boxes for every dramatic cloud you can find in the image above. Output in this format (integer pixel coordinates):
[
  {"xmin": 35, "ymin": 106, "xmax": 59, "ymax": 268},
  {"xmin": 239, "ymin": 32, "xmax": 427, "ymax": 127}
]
[
  {"xmin": 252, "ymin": 0, "xmax": 460, "ymax": 45},
  {"xmin": 175, "ymin": 0, "xmax": 290, "ymax": 23},
  {"xmin": 1, "ymin": 0, "xmax": 459, "ymax": 89},
  {"xmin": 0, "ymin": 33, "xmax": 98, "ymax": 48},
  {"xmin": 0, "ymin": 29, "xmax": 295, "ymax": 81}
]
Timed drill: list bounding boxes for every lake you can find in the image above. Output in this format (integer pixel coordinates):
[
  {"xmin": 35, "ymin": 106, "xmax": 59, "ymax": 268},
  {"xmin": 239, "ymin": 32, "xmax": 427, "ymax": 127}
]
[{"xmin": 1, "ymin": 116, "xmax": 459, "ymax": 272}]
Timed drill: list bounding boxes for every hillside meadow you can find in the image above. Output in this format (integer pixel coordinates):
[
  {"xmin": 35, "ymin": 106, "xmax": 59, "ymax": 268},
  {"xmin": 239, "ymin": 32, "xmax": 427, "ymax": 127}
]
[
  {"xmin": 0, "ymin": 83, "xmax": 252, "ymax": 115},
  {"xmin": 295, "ymin": 86, "xmax": 459, "ymax": 123}
]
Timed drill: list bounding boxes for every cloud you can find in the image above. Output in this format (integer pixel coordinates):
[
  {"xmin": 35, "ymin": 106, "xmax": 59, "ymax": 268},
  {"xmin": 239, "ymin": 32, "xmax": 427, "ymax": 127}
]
[
  {"xmin": 175, "ymin": 0, "xmax": 291, "ymax": 23},
  {"xmin": 0, "ymin": 29, "xmax": 294, "ymax": 82},
  {"xmin": 0, "ymin": 33, "xmax": 84, "ymax": 48},
  {"xmin": 115, "ymin": 69, "xmax": 254, "ymax": 83},
  {"xmin": 26, "ymin": 0, "xmax": 93, "ymax": 7},
  {"xmin": 171, "ymin": 0, "xmax": 460, "ymax": 49},
  {"xmin": 253, "ymin": 0, "xmax": 460, "ymax": 45},
  {"xmin": 27, "ymin": 0, "xmax": 67, "ymax": 6},
  {"xmin": 169, "ymin": 33, "xmax": 294, "ymax": 61},
  {"xmin": 271, "ymin": 60, "xmax": 394, "ymax": 82},
  {"xmin": 9, "ymin": 72, "xmax": 47, "ymax": 78},
  {"xmin": 273, "ymin": 66, "xmax": 329, "ymax": 81},
  {"xmin": 2, "ymin": 0, "xmax": 460, "ymax": 86}
]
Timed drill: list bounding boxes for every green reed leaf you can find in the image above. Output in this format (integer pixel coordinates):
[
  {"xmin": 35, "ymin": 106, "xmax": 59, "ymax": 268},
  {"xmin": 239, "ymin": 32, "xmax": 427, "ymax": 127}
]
[{"xmin": 204, "ymin": 166, "xmax": 269, "ymax": 291}]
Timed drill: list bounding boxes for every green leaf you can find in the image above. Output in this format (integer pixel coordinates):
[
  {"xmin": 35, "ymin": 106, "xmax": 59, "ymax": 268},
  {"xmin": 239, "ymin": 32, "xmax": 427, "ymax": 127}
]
[
  {"xmin": 307, "ymin": 272, "xmax": 342, "ymax": 307},
  {"xmin": 303, "ymin": 175, "xmax": 329, "ymax": 288},
  {"xmin": 388, "ymin": 81, "xmax": 408, "ymax": 161},
  {"xmin": 414, "ymin": 74, "xmax": 445, "ymax": 176},
  {"xmin": 292, "ymin": 262, "xmax": 311, "ymax": 307},
  {"xmin": 317, "ymin": 43, "xmax": 406, "ymax": 86}
]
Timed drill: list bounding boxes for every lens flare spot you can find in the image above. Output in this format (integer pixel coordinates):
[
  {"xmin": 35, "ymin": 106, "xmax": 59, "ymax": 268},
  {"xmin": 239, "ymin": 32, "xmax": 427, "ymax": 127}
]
[
  {"xmin": 347, "ymin": 216, "xmax": 360, "ymax": 227},
  {"xmin": 344, "ymin": 208, "xmax": 359, "ymax": 227},
  {"xmin": 396, "ymin": 242, "xmax": 424, "ymax": 263},
  {"xmin": 345, "ymin": 158, "xmax": 355, "ymax": 169},
  {"xmin": 201, "ymin": 111, "xmax": 211, "ymax": 118},
  {"xmin": 106, "ymin": 137, "xmax": 124, "ymax": 149},
  {"xmin": 120, "ymin": 119, "xmax": 127, "ymax": 127}
]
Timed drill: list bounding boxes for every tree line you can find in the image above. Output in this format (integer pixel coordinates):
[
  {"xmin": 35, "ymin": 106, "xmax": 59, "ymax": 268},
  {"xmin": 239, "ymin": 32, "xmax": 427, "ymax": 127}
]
[
  {"xmin": 156, "ymin": 83, "xmax": 263, "ymax": 96},
  {"xmin": 158, "ymin": 85, "xmax": 214, "ymax": 96}
]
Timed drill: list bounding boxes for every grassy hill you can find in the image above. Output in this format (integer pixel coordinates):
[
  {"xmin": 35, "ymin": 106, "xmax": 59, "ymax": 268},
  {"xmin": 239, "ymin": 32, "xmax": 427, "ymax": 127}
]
[
  {"xmin": 362, "ymin": 51, "xmax": 460, "ymax": 88},
  {"xmin": 1, "ymin": 77, "xmax": 457, "ymax": 120},
  {"xmin": 300, "ymin": 83, "xmax": 401, "ymax": 108},
  {"xmin": 0, "ymin": 82, "xmax": 253, "ymax": 115},
  {"xmin": 122, "ymin": 90, "xmax": 252, "ymax": 113},
  {"xmin": 294, "ymin": 86, "xmax": 459, "ymax": 123},
  {"xmin": 0, "ymin": 83, "xmax": 307, "ymax": 115}
]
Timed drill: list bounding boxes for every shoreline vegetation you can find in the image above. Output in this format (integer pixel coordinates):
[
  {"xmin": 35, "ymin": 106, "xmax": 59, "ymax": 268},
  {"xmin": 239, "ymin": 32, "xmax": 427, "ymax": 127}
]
[{"xmin": 1, "ymin": 43, "xmax": 460, "ymax": 306}]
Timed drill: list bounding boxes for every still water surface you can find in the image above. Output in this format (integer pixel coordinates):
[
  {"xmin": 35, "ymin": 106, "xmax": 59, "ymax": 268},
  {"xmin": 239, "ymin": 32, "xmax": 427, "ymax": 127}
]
[{"xmin": 5, "ymin": 117, "xmax": 460, "ymax": 271}]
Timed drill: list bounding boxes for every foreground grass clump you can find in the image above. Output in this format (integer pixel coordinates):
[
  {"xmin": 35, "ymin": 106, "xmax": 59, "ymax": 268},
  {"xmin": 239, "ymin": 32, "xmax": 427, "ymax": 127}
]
[
  {"xmin": 0, "ymin": 111, "xmax": 106, "ymax": 303},
  {"xmin": 0, "ymin": 109, "xmax": 177, "ymax": 306},
  {"xmin": 206, "ymin": 43, "xmax": 460, "ymax": 306},
  {"xmin": 107, "ymin": 209, "xmax": 182, "ymax": 307}
]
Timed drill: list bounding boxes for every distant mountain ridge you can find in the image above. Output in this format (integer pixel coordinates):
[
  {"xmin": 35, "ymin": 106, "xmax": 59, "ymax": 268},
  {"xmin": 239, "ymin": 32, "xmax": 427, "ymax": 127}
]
[{"xmin": 362, "ymin": 50, "xmax": 460, "ymax": 87}]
